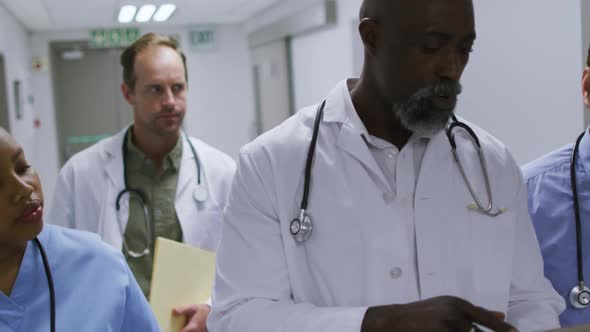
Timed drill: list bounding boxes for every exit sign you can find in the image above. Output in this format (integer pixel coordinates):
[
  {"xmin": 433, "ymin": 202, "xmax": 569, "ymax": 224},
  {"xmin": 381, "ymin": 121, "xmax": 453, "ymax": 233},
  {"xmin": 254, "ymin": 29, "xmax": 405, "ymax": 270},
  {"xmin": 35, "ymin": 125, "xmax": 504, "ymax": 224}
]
[
  {"xmin": 190, "ymin": 27, "xmax": 216, "ymax": 51},
  {"xmin": 89, "ymin": 28, "xmax": 140, "ymax": 48}
]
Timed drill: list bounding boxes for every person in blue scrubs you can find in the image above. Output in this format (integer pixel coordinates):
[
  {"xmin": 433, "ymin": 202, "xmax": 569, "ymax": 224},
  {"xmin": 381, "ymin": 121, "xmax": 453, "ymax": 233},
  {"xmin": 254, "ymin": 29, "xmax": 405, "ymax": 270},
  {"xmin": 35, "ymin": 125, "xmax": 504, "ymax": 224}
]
[
  {"xmin": 522, "ymin": 46, "xmax": 590, "ymax": 327},
  {"xmin": 0, "ymin": 127, "xmax": 161, "ymax": 331}
]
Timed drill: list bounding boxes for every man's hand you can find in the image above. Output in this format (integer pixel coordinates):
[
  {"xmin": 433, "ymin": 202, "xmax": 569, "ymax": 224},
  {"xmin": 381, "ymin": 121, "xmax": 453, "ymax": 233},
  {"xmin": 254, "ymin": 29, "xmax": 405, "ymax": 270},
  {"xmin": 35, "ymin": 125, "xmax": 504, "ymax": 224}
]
[
  {"xmin": 360, "ymin": 296, "xmax": 518, "ymax": 332},
  {"xmin": 172, "ymin": 304, "xmax": 211, "ymax": 332}
]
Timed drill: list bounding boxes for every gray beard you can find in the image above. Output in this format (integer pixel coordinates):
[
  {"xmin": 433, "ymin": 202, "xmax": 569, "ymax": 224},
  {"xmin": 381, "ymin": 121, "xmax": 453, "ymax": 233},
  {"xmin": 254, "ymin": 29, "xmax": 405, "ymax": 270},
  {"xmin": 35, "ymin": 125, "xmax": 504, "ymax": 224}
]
[{"xmin": 392, "ymin": 81, "xmax": 462, "ymax": 136}]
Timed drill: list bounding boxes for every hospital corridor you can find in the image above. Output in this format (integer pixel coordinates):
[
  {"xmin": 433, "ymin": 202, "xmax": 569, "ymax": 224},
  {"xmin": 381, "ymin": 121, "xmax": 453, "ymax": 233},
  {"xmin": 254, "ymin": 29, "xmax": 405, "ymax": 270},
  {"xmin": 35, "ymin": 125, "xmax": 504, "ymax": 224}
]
[{"xmin": 0, "ymin": 0, "xmax": 590, "ymax": 331}]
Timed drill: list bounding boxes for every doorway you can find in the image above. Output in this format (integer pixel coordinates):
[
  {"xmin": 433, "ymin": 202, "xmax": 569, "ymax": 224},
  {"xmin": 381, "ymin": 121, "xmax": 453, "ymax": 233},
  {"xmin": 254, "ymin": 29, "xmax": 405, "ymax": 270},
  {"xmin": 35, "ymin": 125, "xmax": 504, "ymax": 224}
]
[{"xmin": 51, "ymin": 41, "xmax": 131, "ymax": 165}]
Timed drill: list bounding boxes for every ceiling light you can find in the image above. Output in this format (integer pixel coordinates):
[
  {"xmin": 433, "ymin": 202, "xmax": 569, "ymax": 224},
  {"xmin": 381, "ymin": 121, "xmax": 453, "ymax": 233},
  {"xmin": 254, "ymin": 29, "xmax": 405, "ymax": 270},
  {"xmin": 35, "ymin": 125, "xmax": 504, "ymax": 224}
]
[
  {"xmin": 135, "ymin": 4, "xmax": 157, "ymax": 23},
  {"xmin": 118, "ymin": 5, "xmax": 137, "ymax": 23},
  {"xmin": 153, "ymin": 4, "xmax": 176, "ymax": 22}
]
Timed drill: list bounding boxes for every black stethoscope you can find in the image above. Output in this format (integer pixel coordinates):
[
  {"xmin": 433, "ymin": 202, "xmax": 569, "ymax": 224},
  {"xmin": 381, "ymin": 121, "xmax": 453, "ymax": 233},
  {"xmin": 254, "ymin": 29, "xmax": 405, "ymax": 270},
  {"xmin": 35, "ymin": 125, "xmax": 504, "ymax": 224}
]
[
  {"xmin": 290, "ymin": 100, "xmax": 504, "ymax": 243},
  {"xmin": 569, "ymin": 130, "xmax": 590, "ymax": 309},
  {"xmin": 115, "ymin": 128, "xmax": 207, "ymax": 258},
  {"xmin": 33, "ymin": 238, "xmax": 56, "ymax": 332}
]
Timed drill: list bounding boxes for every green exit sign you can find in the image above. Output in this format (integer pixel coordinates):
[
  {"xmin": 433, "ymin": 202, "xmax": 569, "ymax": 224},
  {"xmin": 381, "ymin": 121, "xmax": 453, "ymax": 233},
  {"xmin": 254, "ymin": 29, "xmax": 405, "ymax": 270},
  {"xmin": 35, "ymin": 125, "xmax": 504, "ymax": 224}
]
[
  {"xmin": 190, "ymin": 27, "xmax": 216, "ymax": 51},
  {"xmin": 89, "ymin": 28, "xmax": 140, "ymax": 48}
]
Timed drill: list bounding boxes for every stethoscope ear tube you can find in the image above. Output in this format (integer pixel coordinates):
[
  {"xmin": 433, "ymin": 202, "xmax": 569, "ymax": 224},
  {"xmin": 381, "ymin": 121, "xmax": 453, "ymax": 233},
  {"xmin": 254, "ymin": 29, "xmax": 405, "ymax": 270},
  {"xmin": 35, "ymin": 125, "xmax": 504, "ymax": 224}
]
[
  {"xmin": 570, "ymin": 131, "xmax": 587, "ymax": 308},
  {"xmin": 447, "ymin": 120, "xmax": 481, "ymax": 149},
  {"xmin": 446, "ymin": 117, "xmax": 503, "ymax": 217},
  {"xmin": 117, "ymin": 128, "xmax": 205, "ymax": 256},
  {"xmin": 34, "ymin": 238, "xmax": 56, "ymax": 332},
  {"xmin": 300, "ymin": 101, "xmax": 326, "ymax": 211},
  {"xmin": 116, "ymin": 188, "xmax": 152, "ymax": 258},
  {"xmin": 292, "ymin": 101, "xmax": 325, "ymax": 243},
  {"xmin": 293, "ymin": 106, "xmax": 507, "ymax": 244}
]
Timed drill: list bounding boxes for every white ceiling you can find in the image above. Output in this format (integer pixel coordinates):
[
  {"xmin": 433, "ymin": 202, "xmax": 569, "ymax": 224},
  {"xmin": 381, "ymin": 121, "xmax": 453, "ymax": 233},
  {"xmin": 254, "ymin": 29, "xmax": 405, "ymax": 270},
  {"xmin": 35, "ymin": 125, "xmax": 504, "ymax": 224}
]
[{"xmin": 0, "ymin": 0, "xmax": 283, "ymax": 31}]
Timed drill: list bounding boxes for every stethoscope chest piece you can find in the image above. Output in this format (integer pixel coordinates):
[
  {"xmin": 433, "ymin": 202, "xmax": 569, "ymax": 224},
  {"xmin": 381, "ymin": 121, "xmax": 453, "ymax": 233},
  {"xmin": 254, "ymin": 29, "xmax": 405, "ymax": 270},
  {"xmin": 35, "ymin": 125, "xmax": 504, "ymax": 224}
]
[
  {"xmin": 570, "ymin": 284, "xmax": 590, "ymax": 309},
  {"xmin": 291, "ymin": 211, "xmax": 313, "ymax": 243},
  {"xmin": 193, "ymin": 184, "xmax": 208, "ymax": 202}
]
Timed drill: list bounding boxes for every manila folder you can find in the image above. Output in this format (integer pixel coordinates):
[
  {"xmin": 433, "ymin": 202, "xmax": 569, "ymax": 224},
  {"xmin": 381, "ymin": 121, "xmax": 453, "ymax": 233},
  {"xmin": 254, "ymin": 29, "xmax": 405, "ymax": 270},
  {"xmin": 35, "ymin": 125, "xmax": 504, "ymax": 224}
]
[{"xmin": 149, "ymin": 237, "xmax": 216, "ymax": 332}]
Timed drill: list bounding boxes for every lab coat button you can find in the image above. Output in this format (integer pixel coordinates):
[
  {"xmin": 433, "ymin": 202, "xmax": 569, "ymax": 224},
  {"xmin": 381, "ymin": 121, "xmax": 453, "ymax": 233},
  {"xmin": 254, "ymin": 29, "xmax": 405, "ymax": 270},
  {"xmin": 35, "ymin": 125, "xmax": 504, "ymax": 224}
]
[{"xmin": 390, "ymin": 267, "xmax": 403, "ymax": 279}]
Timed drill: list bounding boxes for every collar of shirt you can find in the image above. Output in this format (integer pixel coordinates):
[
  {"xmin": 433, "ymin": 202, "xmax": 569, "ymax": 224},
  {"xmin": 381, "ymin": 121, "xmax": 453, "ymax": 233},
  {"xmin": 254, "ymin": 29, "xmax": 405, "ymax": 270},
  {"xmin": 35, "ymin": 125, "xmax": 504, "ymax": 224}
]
[
  {"xmin": 126, "ymin": 128, "xmax": 183, "ymax": 172},
  {"xmin": 0, "ymin": 224, "xmax": 55, "ymax": 330},
  {"xmin": 336, "ymin": 79, "xmax": 432, "ymax": 151},
  {"xmin": 576, "ymin": 127, "xmax": 590, "ymax": 182}
]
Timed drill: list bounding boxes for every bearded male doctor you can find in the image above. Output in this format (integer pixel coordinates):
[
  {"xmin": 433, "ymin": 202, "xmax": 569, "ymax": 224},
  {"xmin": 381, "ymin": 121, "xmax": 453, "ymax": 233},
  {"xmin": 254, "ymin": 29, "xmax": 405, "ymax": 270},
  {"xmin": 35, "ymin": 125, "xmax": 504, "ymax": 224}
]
[{"xmin": 208, "ymin": 0, "xmax": 565, "ymax": 331}]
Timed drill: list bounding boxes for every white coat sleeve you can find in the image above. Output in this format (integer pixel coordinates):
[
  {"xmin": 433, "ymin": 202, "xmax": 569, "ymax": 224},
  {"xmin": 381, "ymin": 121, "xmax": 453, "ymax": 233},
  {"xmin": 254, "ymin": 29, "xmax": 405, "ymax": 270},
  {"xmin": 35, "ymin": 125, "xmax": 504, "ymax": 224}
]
[
  {"xmin": 207, "ymin": 149, "xmax": 367, "ymax": 332},
  {"xmin": 506, "ymin": 164, "xmax": 565, "ymax": 330},
  {"xmin": 46, "ymin": 162, "xmax": 76, "ymax": 229}
]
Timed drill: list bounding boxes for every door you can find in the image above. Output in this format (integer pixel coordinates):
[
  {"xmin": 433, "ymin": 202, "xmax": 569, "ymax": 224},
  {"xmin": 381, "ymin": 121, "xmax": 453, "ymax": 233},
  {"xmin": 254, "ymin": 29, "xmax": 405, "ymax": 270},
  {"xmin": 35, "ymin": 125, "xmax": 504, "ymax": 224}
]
[
  {"xmin": 251, "ymin": 39, "xmax": 293, "ymax": 135},
  {"xmin": 51, "ymin": 41, "xmax": 130, "ymax": 165},
  {"xmin": 0, "ymin": 54, "xmax": 10, "ymax": 132}
]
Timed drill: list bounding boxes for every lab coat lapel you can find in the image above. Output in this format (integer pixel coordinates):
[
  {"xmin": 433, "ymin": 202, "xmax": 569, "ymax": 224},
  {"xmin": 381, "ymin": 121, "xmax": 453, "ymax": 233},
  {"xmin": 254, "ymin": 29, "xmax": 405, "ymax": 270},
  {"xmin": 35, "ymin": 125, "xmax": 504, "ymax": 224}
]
[
  {"xmin": 100, "ymin": 129, "xmax": 128, "ymax": 249},
  {"xmin": 323, "ymin": 80, "xmax": 391, "ymax": 192},
  {"xmin": 176, "ymin": 133, "xmax": 196, "ymax": 200},
  {"xmin": 335, "ymin": 123, "xmax": 391, "ymax": 193},
  {"xmin": 102, "ymin": 129, "xmax": 126, "ymax": 189}
]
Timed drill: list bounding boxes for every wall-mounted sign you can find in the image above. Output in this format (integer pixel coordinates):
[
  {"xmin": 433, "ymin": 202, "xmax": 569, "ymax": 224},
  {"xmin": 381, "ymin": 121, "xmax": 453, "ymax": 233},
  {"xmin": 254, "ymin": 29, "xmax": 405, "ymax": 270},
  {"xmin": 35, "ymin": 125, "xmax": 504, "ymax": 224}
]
[
  {"xmin": 89, "ymin": 28, "xmax": 140, "ymax": 48},
  {"xmin": 190, "ymin": 26, "xmax": 216, "ymax": 51}
]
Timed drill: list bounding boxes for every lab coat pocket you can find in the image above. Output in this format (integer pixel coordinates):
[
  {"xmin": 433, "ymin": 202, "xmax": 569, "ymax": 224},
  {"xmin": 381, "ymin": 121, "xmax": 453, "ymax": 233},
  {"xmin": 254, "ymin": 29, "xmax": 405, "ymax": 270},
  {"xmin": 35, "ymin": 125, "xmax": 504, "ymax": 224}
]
[{"xmin": 468, "ymin": 208, "xmax": 515, "ymax": 311}]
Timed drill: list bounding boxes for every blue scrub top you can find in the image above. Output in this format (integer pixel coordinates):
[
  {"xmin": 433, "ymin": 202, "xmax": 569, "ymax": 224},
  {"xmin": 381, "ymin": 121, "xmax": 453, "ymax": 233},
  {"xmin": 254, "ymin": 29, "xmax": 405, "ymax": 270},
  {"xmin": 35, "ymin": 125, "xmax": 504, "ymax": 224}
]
[
  {"xmin": 0, "ymin": 224, "xmax": 161, "ymax": 331},
  {"xmin": 523, "ymin": 128, "xmax": 590, "ymax": 327}
]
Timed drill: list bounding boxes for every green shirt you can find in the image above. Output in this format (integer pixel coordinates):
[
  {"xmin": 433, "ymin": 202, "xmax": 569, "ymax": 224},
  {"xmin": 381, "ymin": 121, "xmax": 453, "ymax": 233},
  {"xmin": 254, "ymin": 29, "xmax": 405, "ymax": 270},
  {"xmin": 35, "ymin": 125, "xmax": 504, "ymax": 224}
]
[{"xmin": 123, "ymin": 130, "xmax": 184, "ymax": 298}]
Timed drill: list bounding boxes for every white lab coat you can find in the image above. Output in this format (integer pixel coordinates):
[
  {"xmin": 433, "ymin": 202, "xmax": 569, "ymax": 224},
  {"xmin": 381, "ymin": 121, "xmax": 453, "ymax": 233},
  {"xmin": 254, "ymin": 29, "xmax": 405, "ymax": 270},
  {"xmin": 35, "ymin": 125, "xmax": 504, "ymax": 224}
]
[
  {"xmin": 47, "ymin": 128, "xmax": 236, "ymax": 252},
  {"xmin": 209, "ymin": 81, "xmax": 565, "ymax": 332}
]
